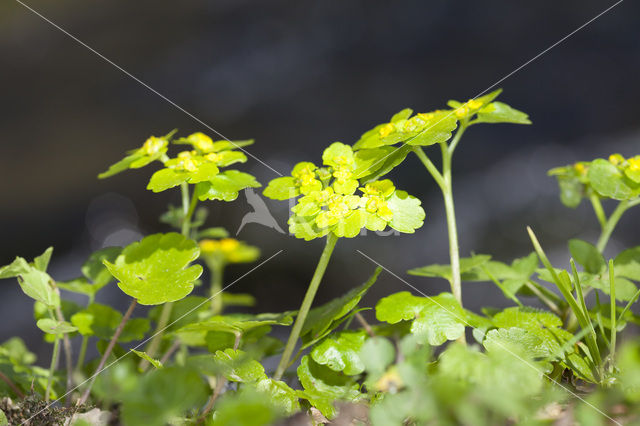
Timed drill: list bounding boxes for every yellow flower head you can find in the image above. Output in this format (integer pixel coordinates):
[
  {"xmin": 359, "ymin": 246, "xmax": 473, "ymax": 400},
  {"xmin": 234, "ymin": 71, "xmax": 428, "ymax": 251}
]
[
  {"xmin": 190, "ymin": 132, "xmax": 215, "ymax": 153},
  {"xmin": 574, "ymin": 162, "xmax": 586, "ymax": 175},
  {"xmin": 628, "ymin": 156, "xmax": 640, "ymax": 172},
  {"xmin": 141, "ymin": 136, "xmax": 167, "ymax": 156},
  {"xmin": 205, "ymin": 152, "xmax": 222, "ymax": 163},
  {"xmin": 609, "ymin": 154, "xmax": 625, "ymax": 166},
  {"xmin": 467, "ymin": 98, "xmax": 484, "ymax": 109},
  {"xmin": 199, "ymin": 239, "xmax": 220, "ymax": 253},
  {"xmin": 332, "ymin": 167, "xmax": 352, "ymax": 184},
  {"xmin": 379, "ymin": 122, "xmax": 396, "ymax": 138}
]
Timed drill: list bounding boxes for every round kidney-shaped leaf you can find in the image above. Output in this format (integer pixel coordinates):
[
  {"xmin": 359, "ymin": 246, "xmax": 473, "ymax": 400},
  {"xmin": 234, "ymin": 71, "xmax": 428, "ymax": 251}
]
[{"xmin": 104, "ymin": 233, "xmax": 202, "ymax": 305}]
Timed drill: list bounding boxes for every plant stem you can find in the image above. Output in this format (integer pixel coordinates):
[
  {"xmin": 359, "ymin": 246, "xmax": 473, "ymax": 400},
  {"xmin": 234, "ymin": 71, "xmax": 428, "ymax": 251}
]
[
  {"xmin": 45, "ymin": 336, "xmax": 60, "ymax": 403},
  {"xmin": 526, "ymin": 280, "xmax": 564, "ymax": 315},
  {"xmin": 201, "ymin": 333, "xmax": 242, "ymax": 419},
  {"xmin": 144, "ymin": 184, "xmax": 199, "ymax": 367},
  {"xmin": 0, "ymin": 371, "xmax": 24, "ymax": 399},
  {"xmin": 78, "ymin": 299, "xmax": 137, "ymax": 406},
  {"xmin": 589, "ymin": 195, "xmax": 607, "ymax": 229},
  {"xmin": 609, "ymin": 259, "xmax": 617, "ymax": 372},
  {"xmin": 597, "ymin": 201, "xmax": 628, "ymax": 252},
  {"xmin": 413, "ymin": 147, "xmax": 445, "ymax": 191},
  {"xmin": 209, "ymin": 258, "xmax": 225, "ymax": 315},
  {"xmin": 355, "ymin": 312, "xmax": 375, "ymax": 337},
  {"xmin": 159, "ymin": 340, "xmax": 182, "ymax": 365},
  {"xmin": 54, "ymin": 303, "xmax": 74, "ymax": 401},
  {"xmin": 75, "ymin": 336, "xmax": 88, "ymax": 373},
  {"xmin": 274, "ymin": 233, "xmax": 338, "ymax": 380}
]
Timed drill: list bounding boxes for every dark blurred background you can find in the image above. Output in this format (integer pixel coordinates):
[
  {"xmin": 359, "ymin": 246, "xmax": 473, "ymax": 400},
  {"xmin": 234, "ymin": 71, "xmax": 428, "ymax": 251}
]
[{"xmin": 2, "ymin": 0, "xmax": 639, "ymax": 362}]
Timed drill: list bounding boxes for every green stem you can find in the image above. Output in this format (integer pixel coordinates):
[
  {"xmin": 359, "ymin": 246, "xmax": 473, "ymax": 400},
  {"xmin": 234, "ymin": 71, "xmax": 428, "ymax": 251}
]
[
  {"xmin": 210, "ymin": 258, "xmax": 225, "ymax": 315},
  {"xmin": 597, "ymin": 201, "xmax": 629, "ymax": 252},
  {"xmin": 274, "ymin": 233, "xmax": 338, "ymax": 380},
  {"xmin": 526, "ymin": 280, "xmax": 564, "ymax": 313},
  {"xmin": 76, "ymin": 336, "xmax": 88, "ymax": 373},
  {"xmin": 45, "ymin": 336, "xmax": 60, "ymax": 403},
  {"xmin": 609, "ymin": 259, "xmax": 617, "ymax": 372},
  {"xmin": 413, "ymin": 147, "xmax": 445, "ymax": 191},
  {"xmin": 78, "ymin": 299, "xmax": 137, "ymax": 406},
  {"xmin": 589, "ymin": 195, "xmax": 607, "ymax": 229},
  {"xmin": 145, "ymin": 184, "xmax": 198, "ymax": 366}
]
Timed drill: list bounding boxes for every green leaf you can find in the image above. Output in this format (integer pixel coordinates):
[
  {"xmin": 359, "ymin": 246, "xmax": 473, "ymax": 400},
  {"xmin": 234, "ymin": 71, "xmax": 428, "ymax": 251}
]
[
  {"xmin": 475, "ymin": 102, "xmax": 531, "ymax": 124},
  {"xmin": 263, "ymin": 176, "xmax": 299, "ymax": 200},
  {"xmin": 99, "ymin": 153, "xmax": 146, "ymax": 179},
  {"xmin": 195, "ymin": 170, "xmax": 261, "ymax": 202},
  {"xmin": 557, "ymin": 176, "xmax": 585, "ymax": 208},
  {"xmin": 387, "ymin": 190, "xmax": 425, "ymax": 233},
  {"xmin": 56, "ymin": 277, "xmax": 103, "ymax": 299},
  {"xmin": 588, "ymin": 158, "xmax": 638, "ymax": 200},
  {"xmin": 33, "ymin": 247, "xmax": 53, "ymax": 272},
  {"xmin": 0, "ymin": 408, "xmax": 7, "ymax": 426},
  {"xmin": 36, "ymin": 318, "xmax": 77, "ymax": 335},
  {"xmin": 121, "ymin": 366, "xmax": 208, "ymax": 426},
  {"xmin": 212, "ymin": 388, "xmax": 286, "ymax": 426},
  {"xmin": 322, "ymin": 142, "xmax": 354, "ymax": 168},
  {"xmin": 375, "ymin": 292, "xmax": 466, "ymax": 345},
  {"xmin": 17, "ymin": 268, "xmax": 59, "ymax": 308},
  {"xmin": 301, "ymin": 267, "xmax": 381, "ymax": 342},
  {"xmin": 297, "ymin": 355, "xmax": 361, "ymax": 418},
  {"xmin": 213, "ymin": 348, "xmax": 266, "ymax": 383},
  {"xmin": 254, "ymin": 378, "xmax": 300, "ymax": 415},
  {"xmin": 483, "ymin": 327, "xmax": 547, "ymax": 360},
  {"xmin": 197, "ymin": 227, "xmax": 229, "ymax": 239},
  {"xmin": 71, "ymin": 303, "xmax": 150, "ymax": 342},
  {"xmin": 409, "ymin": 254, "xmax": 492, "ymax": 281},
  {"xmin": 130, "ymin": 349, "xmax": 163, "ymax": 369},
  {"xmin": 147, "ymin": 168, "xmax": 190, "ymax": 193},
  {"xmin": 311, "ymin": 330, "xmax": 367, "ymax": 375},
  {"xmin": 569, "ymin": 239, "xmax": 605, "ymax": 274},
  {"xmin": 81, "ymin": 247, "xmax": 122, "ymax": 286},
  {"xmin": 357, "ymin": 145, "xmax": 413, "ymax": 184},
  {"xmin": 104, "ymin": 232, "xmax": 202, "ymax": 305},
  {"xmin": 177, "ymin": 312, "xmax": 293, "ymax": 336},
  {"xmin": 0, "ymin": 257, "xmax": 30, "ymax": 278},
  {"xmin": 148, "ymin": 295, "xmax": 209, "ymax": 333},
  {"xmin": 359, "ymin": 336, "xmax": 395, "ymax": 374},
  {"xmin": 404, "ymin": 110, "xmax": 458, "ymax": 147},
  {"xmin": 614, "ymin": 246, "xmax": 640, "ymax": 281}
]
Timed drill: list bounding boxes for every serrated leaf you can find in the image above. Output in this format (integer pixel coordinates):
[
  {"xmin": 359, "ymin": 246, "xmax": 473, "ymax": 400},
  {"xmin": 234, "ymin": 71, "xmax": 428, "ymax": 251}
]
[
  {"xmin": 36, "ymin": 318, "xmax": 77, "ymax": 335},
  {"xmin": 375, "ymin": 292, "xmax": 466, "ymax": 345},
  {"xmin": 104, "ymin": 233, "xmax": 202, "ymax": 305},
  {"xmin": 301, "ymin": 268, "xmax": 380, "ymax": 341},
  {"xmin": 483, "ymin": 327, "xmax": 547, "ymax": 359},
  {"xmin": 147, "ymin": 168, "xmax": 190, "ymax": 193},
  {"xmin": 195, "ymin": 170, "xmax": 261, "ymax": 202},
  {"xmin": 263, "ymin": 176, "xmax": 299, "ymax": 200},
  {"xmin": 130, "ymin": 349, "xmax": 163, "ymax": 369},
  {"xmin": 213, "ymin": 348, "xmax": 266, "ymax": 383},
  {"xmin": 311, "ymin": 330, "xmax": 366, "ymax": 375},
  {"xmin": 297, "ymin": 355, "xmax": 361, "ymax": 418},
  {"xmin": 569, "ymin": 239, "xmax": 605, "ymax": 274},
  {"xmin": 387, "ymin": 190, "xmax": 425, "ymax": 233}
]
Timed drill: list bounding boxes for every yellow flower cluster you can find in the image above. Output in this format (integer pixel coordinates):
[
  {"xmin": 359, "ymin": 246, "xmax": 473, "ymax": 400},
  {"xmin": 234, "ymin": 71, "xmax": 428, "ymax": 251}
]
[
  {"xmin": 455, "ymin": 98, "xmax": 484, "ymax": 119},
  {"xmin": 141, "ymin": 136, "xmax": 168, "ymax": 156},
  {"xmin": 199, "ymin": 238, "xmax": 240, "ymax": 254}
]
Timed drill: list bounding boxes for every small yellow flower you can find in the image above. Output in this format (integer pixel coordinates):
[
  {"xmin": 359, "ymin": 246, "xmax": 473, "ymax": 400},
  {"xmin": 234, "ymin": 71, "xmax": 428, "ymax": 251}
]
[
  {"xmin": 219, "ymin": 238, "xmax": 240, "ymax": 252},
  {"xmin": 455, "ymin": 105, "xmax": 469, "ymax": 119},
  {"xmin": 141, "ymin": 136, "xmax": 166, "ymax": 156},
  {"xmin": 199, "ymin": 239, "xmax": 220, "ymax": 253},
  {"xmin": 375, "ymin": 368, "xmax": 403, "ymax": 392},
  {"xmin": 609, "ymin": 154, "xmax": 625, "ymax": 165},
  {"xmin": 332, "ymin": 167, "xmax": 352, "ymax": 184},
  {"xmin": 190, "ymin": 132, "xmax": 215, "ymax": 152},
  {"xmin": 205, "ymin": 152, "xmax": 222, "ymax": 163},
  {"xmin": 467, "ymin": 98, "xmax": 483, "ymax": 109},
  {"xmin": 379, "ymin": 122, "xmax": 395, "ymax": 138},
  {"xmin": 628, "ymin": 156, "xmax": 640, "ymax": 171},
  {"xmin": 574, "ymin": 162, "xmax": 586, "ymax": 175}
]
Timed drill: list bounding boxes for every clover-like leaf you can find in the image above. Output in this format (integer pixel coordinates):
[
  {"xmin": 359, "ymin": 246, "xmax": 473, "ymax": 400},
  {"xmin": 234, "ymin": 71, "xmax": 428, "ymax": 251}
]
[
  {"xmin": 311, "ymin": 330, "xmax": 367, "ymax": 375},
  {"xmin": 375, "ymin": 292, "xmax": 466, "ymax": 345},
  {"xmin": 195, "ymin": 170, "xmax": 261, "ymax": 202},
  {"xmin": 301, "ymin": 268, "xmax": 380, "ymax": 343},
  {"xmin": 104, "ymin": 233, "xmax": 202, "ymax": 305}
]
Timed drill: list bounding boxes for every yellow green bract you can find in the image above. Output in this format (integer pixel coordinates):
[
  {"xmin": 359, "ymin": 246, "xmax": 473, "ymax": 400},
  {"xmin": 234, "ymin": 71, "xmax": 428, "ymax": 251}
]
[{"xmin": 199, "ymin": 238, "xmax": 260, "ymax": 264}]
